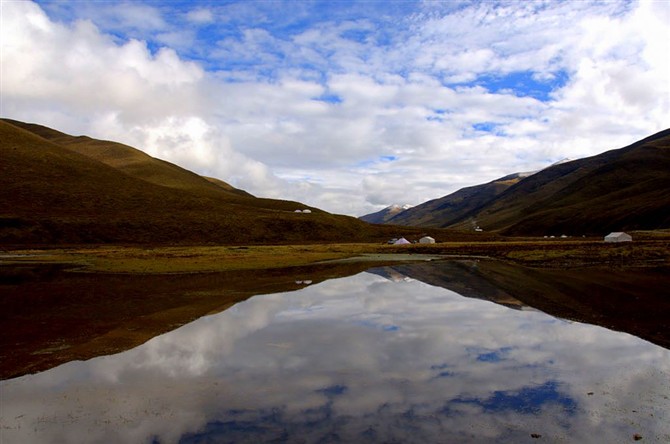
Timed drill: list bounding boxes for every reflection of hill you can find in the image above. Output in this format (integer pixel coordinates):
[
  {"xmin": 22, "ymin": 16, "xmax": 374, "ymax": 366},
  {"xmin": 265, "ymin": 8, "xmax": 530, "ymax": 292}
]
[
  {"xmin": 0, "ymin": 260, "xmax": 378, "ymax": 380},
  {"xmin": 368, "ymin": 261, "xmax": 527, "ymax": 310},
  {"xmin": 369, "ymin": 260, "xmax": 670, "ymax": 351},
  {"xmin": 473, "ymin": 261, "xmax": 670, "ymax": 351}
]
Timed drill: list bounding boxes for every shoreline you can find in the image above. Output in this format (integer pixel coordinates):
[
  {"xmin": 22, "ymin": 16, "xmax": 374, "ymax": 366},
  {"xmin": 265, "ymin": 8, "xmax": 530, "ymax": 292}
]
[{"xmin": 2, "ymin": 239, "xmax": 668, "ymax": 274}]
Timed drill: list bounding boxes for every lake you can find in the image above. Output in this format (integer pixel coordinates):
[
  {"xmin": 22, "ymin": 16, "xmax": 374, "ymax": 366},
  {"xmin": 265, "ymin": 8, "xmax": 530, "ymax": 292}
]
[{"xmin": 1, "ymin": 261, "xmax": 669, "ymax": 443}]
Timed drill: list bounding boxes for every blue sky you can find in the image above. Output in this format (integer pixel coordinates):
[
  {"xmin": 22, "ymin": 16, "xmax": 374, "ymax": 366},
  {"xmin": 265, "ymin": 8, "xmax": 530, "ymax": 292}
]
[{"xmin": 3, "ymin": 0, "xmax": 669, "ymax": 215}]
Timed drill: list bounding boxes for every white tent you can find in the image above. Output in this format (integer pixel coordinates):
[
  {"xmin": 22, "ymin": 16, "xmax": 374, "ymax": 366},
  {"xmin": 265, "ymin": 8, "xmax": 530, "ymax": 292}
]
[
  {"xmin": 394, "ymin": 237, "xmax": 411, "ymax": 245},
  {"xmin": 419, "ymin": 236, "xmax": 435, "ymax": 244},
  {"xmin": 604, "ymin": 232, "xmax": 632, "ymax": 243}
]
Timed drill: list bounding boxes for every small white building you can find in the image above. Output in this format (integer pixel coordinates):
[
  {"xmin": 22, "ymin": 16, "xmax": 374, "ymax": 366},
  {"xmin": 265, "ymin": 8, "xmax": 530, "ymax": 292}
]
[
  {"xmin": 419, "ymin": 236, "xmax": 435, "ymax": 244},
  {"xmin": 604, "ymin": 232, "xmax": 632, "ymax": 243},
  {"xmin": 394, "ymin": 237, "xmax": 411, "ymax": 245},
  {"xmin": 302, "ymin": 209, "xmax": 312, "ymax": 213}
]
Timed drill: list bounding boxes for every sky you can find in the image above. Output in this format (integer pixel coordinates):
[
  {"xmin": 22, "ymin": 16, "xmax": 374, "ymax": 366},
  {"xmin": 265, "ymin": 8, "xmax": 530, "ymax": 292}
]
[{"xmin": 2, "ymin": 0, "xmax": 669, "ymax": 216}]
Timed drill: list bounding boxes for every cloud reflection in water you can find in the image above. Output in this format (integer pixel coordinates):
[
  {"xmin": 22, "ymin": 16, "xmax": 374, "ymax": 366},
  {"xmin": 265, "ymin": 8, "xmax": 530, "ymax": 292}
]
[{"xmin": 2, "ymin": 268, "xmax": 670, "ymax": 443}]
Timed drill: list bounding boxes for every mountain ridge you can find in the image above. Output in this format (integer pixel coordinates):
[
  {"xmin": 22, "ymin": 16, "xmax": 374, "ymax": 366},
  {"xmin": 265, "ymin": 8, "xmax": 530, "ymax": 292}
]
[
  {"xmin": 361, "ymin": 129, "xmax": 670, "ymax": 235},
  {"xmin": 380, "ymin": 172, "xmax": 527, "ymax": 228},
  {"xmin": 468, "ymin": 128, "xmax": 670, "ymax": 235},
  {"xmin": 359, "ymin": 204, "xmax": 413, "ymax": 224}
]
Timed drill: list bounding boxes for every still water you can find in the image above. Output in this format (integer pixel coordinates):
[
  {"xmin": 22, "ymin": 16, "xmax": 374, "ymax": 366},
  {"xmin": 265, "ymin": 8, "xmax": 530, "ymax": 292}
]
[{"xmin": 2, "ymin": 264, "xmax": 669, "ymax": 443}]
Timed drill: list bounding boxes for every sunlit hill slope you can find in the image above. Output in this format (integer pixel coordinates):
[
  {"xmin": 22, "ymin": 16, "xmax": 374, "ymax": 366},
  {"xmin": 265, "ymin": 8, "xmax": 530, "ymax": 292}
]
[{"xmin": 0, "ymin": 119, "xmax": 401, "ymax": 245}]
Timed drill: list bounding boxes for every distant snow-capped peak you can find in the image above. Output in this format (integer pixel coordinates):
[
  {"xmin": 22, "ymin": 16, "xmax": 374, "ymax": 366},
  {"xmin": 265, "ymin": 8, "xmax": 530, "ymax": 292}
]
[{"xmin": 387, "ymin": 204, "xmax": 413, "ymax": 211}]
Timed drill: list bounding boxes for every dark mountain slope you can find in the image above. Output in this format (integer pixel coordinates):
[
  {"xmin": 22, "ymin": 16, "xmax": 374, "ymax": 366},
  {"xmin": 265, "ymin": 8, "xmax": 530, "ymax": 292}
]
[
  {"xmin": 359, "ymin": 204, "xmax": 412, "ymax": 224},
  {"xmin": 385, "ymin": 173, "xmax": 526, "ymax": 228},
  {"xmin": 0, "ymin": 119, "xmax": 388, "ymax": 244},
  {"xmin": 450, "ymin": 129, "xmax": 670, "ymax": 235}
]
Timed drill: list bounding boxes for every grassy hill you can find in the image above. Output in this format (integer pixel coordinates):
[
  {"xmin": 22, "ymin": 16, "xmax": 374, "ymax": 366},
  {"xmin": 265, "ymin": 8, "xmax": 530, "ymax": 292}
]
[
  {"xmin": 0, "ymin": 119, "xmax": 427, "ymax": 245},
  {"xmin": 4, "ymin": 119, "xmax": 252, "ymax": 199},
  {"xmin": 365, "ymin": 129, "xmax": 670, "ymax": 236}
]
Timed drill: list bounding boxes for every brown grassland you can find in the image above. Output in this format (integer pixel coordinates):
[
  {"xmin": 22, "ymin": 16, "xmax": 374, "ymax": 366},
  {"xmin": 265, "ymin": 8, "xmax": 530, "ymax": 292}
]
[{"xmin": 3, "ymin": 235, "xmax": 668, "ymax": 273}]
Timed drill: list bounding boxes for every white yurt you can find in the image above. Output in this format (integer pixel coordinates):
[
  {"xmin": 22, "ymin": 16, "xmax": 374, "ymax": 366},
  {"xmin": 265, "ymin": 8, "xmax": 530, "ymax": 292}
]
[
  {"xmin": 604, "ymin": 232, "xmax": 632, "ymax": 243},
  {"xmin": 419, "ymin": 236, "xmax": 435, "ymax": 244}
]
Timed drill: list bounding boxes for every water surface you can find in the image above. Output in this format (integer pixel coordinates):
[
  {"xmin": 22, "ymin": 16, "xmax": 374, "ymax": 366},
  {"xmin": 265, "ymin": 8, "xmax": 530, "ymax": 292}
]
[{"xmin": 2, "ymin": 263, "xmax": 669, "ymax": 443}]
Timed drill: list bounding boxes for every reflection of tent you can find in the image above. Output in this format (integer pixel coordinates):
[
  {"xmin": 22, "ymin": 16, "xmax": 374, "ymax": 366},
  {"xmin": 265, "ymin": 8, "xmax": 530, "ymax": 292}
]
[
  {"xmin": 604, "ymin": 232, "xmax": 632, "ymax": 242},
  {"xmin": 394, "ymin": 237, "xmax": 411, "ymax": 245},
  {"xmin": 419, "ymin": 236, "xmax": 435, "ymax": 244}
]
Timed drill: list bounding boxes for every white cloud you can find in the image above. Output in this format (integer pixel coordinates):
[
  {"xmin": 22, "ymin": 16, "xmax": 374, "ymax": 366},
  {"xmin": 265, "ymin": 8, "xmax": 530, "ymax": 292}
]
[
  {"xmin": 1, "ymin": 0, "xmax": 668, "ymax": 216},
  {"xmin": 186, "ymin": 7, "xmax": 214, "ymax": 24}
]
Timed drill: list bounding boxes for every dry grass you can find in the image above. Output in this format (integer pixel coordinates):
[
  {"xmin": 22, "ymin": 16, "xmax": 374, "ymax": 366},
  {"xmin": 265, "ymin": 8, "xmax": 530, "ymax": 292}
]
[
  {"xmin": 2, "ymin": 244, "xmax": 372, "ymax": 273},
  {"xmin": 4, "ymin": 237, "xmax": 668, "ymax": 274}
]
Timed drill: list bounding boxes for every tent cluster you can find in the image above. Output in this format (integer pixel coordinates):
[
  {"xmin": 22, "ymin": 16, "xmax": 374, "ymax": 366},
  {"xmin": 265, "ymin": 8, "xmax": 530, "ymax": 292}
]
[
  {"xmin": 294, "ymin": 209, "xmax": 312, "ymax": 213},
  {"xmin": 388, "ymin": 236, "xmax": 435, "ymax": 245}
]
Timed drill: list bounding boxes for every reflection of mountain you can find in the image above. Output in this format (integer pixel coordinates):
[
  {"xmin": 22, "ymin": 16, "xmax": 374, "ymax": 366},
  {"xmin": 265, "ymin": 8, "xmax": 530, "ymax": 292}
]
[
  {"xmin": 0, "ymin": 260, "xmax": 380, "ymax": 379},
  {"xmin": 472, "ymin": 261, "xmax": 670, "ymax": 350},
  {"xmin": 368, "ymin": 261, "xmax": 527, "ymax": 310},
  {"xmin": 370, "ymin": 260, "xmax": 670, "ymax": 351},
  {"xmin": 365, "ymin": 267, "xmax": 415, "ymax": 283},
  {"xmin": 4, "ymin": 269, "xmax": 668, "ymax": 444}
]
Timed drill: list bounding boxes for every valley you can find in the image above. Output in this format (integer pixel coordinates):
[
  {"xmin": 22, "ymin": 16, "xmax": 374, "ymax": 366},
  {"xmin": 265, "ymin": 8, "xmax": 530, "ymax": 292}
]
[{"xmin": 1, "ymin": 117, "xmax": 669, "ymax": 386}]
